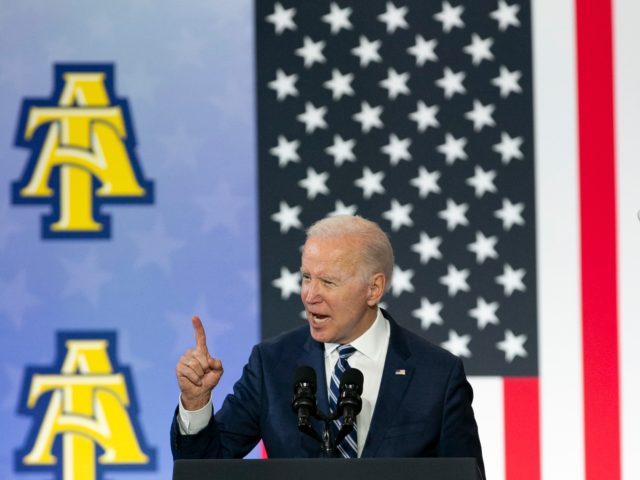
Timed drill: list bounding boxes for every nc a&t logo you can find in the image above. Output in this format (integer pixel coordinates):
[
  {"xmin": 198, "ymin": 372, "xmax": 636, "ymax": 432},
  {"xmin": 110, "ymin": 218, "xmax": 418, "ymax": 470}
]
[
  {"xmin": 15, "ymin": 332, "xmax": 156, "ymax": 480},
  {"xmin": 12, "ymin": 64, "xmax": 153, "ymax": 239}
]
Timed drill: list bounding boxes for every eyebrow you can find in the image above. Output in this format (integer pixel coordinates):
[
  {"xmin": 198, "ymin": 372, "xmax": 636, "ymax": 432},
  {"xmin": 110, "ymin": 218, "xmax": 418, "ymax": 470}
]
[{"xmin": 300, "ymin": 270, "xmax": 341, "ymax": 283}]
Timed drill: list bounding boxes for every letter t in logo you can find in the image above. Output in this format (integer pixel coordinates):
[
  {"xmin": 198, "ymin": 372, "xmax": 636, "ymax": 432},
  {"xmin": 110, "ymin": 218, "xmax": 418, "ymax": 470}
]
[{"xmin": 12, "ymin": 64, "xmax": 154, "ymax": 239}]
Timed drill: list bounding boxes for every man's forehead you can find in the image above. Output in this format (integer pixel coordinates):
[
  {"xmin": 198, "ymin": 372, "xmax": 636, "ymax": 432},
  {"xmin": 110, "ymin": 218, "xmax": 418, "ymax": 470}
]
[
  {"xmin": 303, "ymin": 235, "xmax": 358, "ymax": 255},
  {"xmin": 301, "ymin": 236, "xmax": 360, "ymax": 269}
]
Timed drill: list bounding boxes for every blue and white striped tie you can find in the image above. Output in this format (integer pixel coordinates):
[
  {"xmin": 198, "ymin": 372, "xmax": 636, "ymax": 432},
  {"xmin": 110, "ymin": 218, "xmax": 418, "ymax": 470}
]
[{"xmin": 329, "ymin": 344, "xmax": 358, "ymax": 458}]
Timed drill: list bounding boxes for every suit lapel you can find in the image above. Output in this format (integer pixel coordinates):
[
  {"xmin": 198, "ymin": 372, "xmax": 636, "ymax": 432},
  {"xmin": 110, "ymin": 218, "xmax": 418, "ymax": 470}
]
[
  {"xmin": 362, "ymin": 313, "xmax": 413, "ymax": 457},
  {"xmin": 300, "ymin": 334, "xmax": 329, "ymax": 414}
]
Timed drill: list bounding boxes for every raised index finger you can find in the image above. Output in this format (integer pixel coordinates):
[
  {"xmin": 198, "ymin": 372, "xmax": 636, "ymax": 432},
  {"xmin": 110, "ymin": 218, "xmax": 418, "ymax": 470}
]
[{"xmin": 192, "ymin": 315, "xmax": 209, "ymax": 356}]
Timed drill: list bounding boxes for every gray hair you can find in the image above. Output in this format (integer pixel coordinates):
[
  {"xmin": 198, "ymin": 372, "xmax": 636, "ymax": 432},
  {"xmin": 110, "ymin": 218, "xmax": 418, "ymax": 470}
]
[{"xmin": 306, "ymin": 215, "xmax": 394, "ymax": 291}]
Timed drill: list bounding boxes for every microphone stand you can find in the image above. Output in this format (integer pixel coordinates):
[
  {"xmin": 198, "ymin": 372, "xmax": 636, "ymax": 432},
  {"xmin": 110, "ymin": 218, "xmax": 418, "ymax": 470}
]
[
  {"xmin": 320, "ymin": 419, "xmax": 334, "ymax": 458},
  {"xmin": 300, "ymin": 408, "xmax": 351, "ymax": 458}
]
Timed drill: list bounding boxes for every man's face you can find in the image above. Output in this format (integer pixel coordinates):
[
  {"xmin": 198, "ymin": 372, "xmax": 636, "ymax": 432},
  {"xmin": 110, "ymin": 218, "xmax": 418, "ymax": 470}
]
[{"xmin": 300, "ymin": 235, "xmax": 377, "ymax": 344}]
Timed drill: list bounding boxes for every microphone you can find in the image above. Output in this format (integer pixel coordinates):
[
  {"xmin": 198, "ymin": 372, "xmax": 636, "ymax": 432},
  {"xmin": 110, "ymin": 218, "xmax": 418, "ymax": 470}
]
[
  {"xmin": 292, "ymin": 366, "xmax": 317, "ymax": 428},
  {"xmin": 338, "ymin": 368, "xmax": 363, "ymax": 427}
]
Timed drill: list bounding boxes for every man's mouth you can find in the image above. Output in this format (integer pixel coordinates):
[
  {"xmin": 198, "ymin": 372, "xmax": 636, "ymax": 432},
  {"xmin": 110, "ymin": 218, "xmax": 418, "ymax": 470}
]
[{"xmin": 310, "ymin": 313, "xmax": 330, "ymax": 323}]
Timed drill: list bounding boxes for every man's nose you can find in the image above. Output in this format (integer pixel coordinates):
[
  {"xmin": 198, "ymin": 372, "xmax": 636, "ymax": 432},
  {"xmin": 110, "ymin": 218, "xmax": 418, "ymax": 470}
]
[{"xmin": 303, "ymin": 280, "xmax": 320, "ymax": 303}]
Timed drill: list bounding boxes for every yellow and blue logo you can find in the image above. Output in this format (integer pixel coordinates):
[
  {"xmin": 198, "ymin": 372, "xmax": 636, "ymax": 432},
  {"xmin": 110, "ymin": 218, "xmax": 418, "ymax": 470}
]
[
  {"xmin": 15, "ymin": 332, "xmax": 156, "ymax": 480},
  {"xmin": 12, "ymin": 64, "xmax": 153, "ymax": 239}
]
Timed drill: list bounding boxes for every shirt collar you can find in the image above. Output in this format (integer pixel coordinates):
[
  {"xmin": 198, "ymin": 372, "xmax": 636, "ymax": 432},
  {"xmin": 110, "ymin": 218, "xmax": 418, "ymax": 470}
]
[{"xmin": 324, "ymin": 308, "xmax": 389, "ymax": 360}]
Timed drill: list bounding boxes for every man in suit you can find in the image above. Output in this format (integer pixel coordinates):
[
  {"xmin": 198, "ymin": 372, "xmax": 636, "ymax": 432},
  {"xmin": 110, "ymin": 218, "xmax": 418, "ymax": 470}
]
[{"xmin": 171, "ymin": 215, "xmax": 485, "ymax": 477}]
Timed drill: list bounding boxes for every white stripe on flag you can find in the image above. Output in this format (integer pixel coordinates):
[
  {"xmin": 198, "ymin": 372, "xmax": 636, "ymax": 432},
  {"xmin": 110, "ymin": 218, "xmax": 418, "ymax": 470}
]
[
  {"xmin": 614, "ymin": 2, "xmax": 640, "ymax": 479},
  {"xmin": 532, "ymin": 1, "xmax": 585, "ymax": 480},
  {"xmin": 469, "ymin": 377, "xmax": 505, "ymax": 480}
]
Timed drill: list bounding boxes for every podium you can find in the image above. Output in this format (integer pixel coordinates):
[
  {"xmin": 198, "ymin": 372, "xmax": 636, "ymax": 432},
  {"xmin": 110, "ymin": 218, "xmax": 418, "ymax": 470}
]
[{"xmin": 173, "ymin": 458, "xmax": 482, "ymax": 480}]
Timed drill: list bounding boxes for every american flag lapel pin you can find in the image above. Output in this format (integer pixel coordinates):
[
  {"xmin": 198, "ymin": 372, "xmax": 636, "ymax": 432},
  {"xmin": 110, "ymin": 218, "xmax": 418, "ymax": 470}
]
[{"xmin": 395, "ymin": 369, "xmax": 406, "ymax": 376}]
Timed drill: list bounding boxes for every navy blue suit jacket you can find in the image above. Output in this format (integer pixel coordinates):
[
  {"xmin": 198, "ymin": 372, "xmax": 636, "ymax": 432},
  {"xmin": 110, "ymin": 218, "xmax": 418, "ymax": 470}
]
[{"xmin": 171, "ymin": 311, "xmax": 485, "ymax": 477}]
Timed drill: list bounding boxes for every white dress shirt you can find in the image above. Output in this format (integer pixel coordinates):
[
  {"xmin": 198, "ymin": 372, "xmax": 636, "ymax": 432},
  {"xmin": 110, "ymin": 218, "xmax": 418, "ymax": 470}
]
[{"xmin": 178, "ymin": 308, "xmax": 391, "ymax": 459}]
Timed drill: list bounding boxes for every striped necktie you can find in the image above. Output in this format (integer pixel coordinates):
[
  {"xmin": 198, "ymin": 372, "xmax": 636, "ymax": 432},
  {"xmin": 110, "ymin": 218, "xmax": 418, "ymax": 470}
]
[{"xmin": 329, "ymin": 344, "xmax": 358, "ymax": 458}]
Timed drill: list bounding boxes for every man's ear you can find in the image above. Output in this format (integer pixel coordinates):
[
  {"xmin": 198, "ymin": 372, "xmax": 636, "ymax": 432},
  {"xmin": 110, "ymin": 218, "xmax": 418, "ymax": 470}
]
[{"xmin": 367, "ymin": 273, "xmax": 386, "ymax": 306}]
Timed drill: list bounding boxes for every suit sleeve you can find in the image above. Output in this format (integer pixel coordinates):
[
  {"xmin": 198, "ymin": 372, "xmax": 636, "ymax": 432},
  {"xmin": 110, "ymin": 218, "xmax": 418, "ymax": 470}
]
[
  {"xmin": 439, "ymin": 358, "xmax": 486, "ymax": 479},
  {"xmin": 170, "ymin": 345, "xmax": 264, "ymax": 459}
]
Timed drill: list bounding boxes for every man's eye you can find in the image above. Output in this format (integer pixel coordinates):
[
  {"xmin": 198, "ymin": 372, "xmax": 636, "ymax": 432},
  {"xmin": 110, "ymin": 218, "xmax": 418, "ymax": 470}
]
[{"xmin": 322, "ymin": 280, "xmax": 334, "ymax": 286}]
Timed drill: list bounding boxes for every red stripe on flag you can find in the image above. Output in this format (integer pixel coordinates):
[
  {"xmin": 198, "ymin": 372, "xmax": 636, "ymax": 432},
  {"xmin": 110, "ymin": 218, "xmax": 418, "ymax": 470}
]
[
  {"xmin": 503, "ymin": 378, "xmax": 540, "ymax": 480},
  {"xmin": 260, "ymin": 440, "xmax": 268, "ymax": 459},
  {"xmin": 575, "ymin": 1, "xmax": 621, "ymax": 479}
]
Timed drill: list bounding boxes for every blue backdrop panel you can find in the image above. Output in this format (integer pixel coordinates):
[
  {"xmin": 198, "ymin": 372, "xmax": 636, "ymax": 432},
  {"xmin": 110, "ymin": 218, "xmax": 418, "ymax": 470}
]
[{"xmin": 0, "ymin": 1, "xmax": 258, "ymax": 479}]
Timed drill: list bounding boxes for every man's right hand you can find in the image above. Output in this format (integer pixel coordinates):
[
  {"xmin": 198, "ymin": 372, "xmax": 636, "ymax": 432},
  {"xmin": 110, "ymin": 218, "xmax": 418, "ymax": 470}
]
[{"xmin": 175, "ymin": 316, "xmax": 224, "ymax": 411}]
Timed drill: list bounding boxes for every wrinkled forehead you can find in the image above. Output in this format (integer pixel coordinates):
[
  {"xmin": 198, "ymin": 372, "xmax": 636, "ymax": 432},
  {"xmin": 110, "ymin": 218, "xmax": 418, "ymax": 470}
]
[{"xmin": 301, "ymin": 235, "xmax": 362, "ymax": 274}]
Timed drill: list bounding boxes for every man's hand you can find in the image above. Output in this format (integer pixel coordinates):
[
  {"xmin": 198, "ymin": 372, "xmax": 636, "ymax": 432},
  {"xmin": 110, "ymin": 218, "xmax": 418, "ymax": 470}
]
[{"xmin": 175, "ymin": 316, "xmax": 224, "ymax": 411}]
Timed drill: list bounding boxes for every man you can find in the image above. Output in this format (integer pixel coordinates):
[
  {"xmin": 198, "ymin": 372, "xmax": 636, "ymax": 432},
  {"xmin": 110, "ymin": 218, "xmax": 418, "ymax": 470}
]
[{"xmin": 171, "ymin": 215, "xmax": 485, "ymax": 477}]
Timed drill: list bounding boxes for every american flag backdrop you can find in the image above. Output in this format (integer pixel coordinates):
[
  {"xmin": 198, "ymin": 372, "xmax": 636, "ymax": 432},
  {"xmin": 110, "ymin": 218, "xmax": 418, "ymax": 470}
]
[{"xmin": 256, "ymin": 1, "xmax": 638, "ymax": 480}]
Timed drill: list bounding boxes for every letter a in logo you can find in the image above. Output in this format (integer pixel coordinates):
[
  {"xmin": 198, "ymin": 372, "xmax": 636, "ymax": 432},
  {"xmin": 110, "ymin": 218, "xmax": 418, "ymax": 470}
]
[
  {"xmin": 12, "ymin": 64, "xmax": 154, "ymax": 239},
  {"xmin": 15, "ymin": 332, "xmax": 156, "ymax": 480}
]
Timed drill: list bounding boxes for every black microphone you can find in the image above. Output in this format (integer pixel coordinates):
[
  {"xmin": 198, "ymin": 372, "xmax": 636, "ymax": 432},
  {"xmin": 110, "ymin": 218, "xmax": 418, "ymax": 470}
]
[
  {"xmin": 292, "ymin": 366, "xmax": 317, "ymax": 428},
  {"xmin": 338, "ymin": 368, "xmax": 363, "ymax": 427}
]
